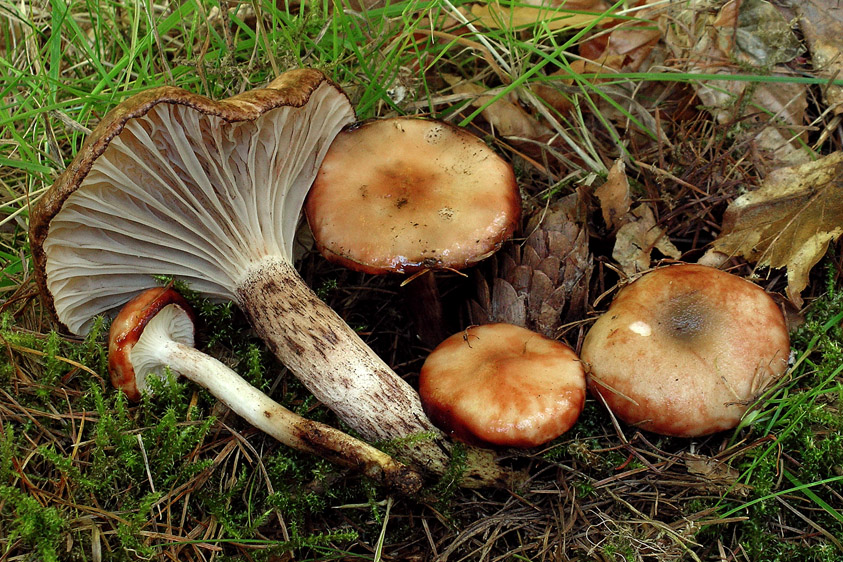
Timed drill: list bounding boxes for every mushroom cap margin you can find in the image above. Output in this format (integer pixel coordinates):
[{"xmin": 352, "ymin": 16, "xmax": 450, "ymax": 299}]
[{"xmin": 30, "ymin": 68, "xmax": 350, "ymax": 332}]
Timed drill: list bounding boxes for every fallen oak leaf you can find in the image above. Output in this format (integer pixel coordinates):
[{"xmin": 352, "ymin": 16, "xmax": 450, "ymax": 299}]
[{"xmin": 713, "ymin": 151, "xmax": 843, "ymax": 307}]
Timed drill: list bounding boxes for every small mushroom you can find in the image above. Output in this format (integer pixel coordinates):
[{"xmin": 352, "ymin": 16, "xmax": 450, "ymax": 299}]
[
  {"xmin": 305, "ymin": 116, "xmax": 521, "ymax": 345},
  {"xmin": 418, "ymin": 323, "xmax": 586, "ymax": 448},
  {"xmin": 109, "ymin": 287, "xmax": 422, "ymax": 494},
  {"xmin": 581, "ymin": 264, "xmax": 791, "ymax": 437}
]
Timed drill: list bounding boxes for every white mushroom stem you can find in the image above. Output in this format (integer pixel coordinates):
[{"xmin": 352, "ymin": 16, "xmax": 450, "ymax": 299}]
[
  {"xmin": 237, "ymin": 258, "xmax": 511, "ymax": 486},
  {"xmin": 133, "ymin": 303, "xmax": 422, "ymax": 493}
]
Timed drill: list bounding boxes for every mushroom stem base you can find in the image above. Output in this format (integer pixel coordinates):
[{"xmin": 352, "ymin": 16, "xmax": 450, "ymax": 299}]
[{"xmin": 236, "ymin": 257, "xmax": 517, "ymax": 487}]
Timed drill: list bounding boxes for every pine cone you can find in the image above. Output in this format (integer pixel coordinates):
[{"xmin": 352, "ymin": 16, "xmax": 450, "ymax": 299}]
[{"xmin": 471, "ymin": 191, "xmax": 592, "ymax": 338}]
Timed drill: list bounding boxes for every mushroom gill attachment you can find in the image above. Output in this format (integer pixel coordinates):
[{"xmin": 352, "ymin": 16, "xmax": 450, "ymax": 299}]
[
  {"xmin": 108, "ymin": 286, "xmax": 194, "ymax": 401},
  {"xmin": 419, "ymin": 323, "xmax": 586, "ymax": 448},
  {"xmin": 305, "ymin": 116, "xmax": 521, "ymax": 275},
  {"xmin": 581, "ymin": 264, "xmax": 791, "ymax": 437}
]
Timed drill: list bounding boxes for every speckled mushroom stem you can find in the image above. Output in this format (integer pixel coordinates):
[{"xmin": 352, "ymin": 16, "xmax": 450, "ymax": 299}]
[
  {"xmin": 139, "ymin": 336, "xmax": 422, "ymax": 494},
  {"xmin": 236, "ymin": 257, "xmax": 515, "ymax": 488}
]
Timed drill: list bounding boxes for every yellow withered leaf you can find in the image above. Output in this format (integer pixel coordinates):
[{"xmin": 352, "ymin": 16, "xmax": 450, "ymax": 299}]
[
  {"xmin": 470, "ymin": 2, "xmax": 611, "ymax": 31},
  {"xmin": 714, "ymin": 151, "xmax": 843, "ymax": 307}
]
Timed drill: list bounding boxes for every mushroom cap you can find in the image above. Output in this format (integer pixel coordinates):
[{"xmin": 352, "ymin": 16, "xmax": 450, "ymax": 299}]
[
  {"xmin": 108, "ymin": 287, "xmax": 195, "ymax": 401},
  {"xmin": 30, "ymin": 68, "xmax": 354, "ymax": 334},
  {"xmin": 581, "ymin": 264, "xmax": 790, "ymax": 437},
  {"xmin": 419, "ymin": 323, "xmax": 586, "ymax": 448},
  {"xmin": 304, "ymin": 117, "xmax": 521, "ymax": 274}
]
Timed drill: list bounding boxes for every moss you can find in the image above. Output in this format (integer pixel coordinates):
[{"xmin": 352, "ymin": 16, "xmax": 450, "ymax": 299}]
[
  {"xmin": 720, "ymin": 264, "xmax": 843, "ymax": 556},
  {"xmin": 0, "ymin": 485, "xmax": 65, "ymax": 562}
]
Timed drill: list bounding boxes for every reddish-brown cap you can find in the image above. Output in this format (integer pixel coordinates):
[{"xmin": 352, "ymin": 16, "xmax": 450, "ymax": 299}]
[
  {"xmin": 581, "ymin": 264, "xmax": 791, "ymax": 437},
  {"xmin": 419, "ymin": 323, "xmax": 586, "ymax": 448},
  {"xmin": 108, "ymin": 287, "xmax": 196, "ymax": 401},
  {"xmin": 305, "ymin": 117, "xmax": 521, "ymax": 274}
]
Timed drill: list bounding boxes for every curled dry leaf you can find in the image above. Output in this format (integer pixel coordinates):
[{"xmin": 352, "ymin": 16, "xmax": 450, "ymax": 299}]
[
  {"xmin": 470, "ymin": 0, "xmax": 611, "ymax": 32},
  {"xmin": 559, "ymin": 2, "xmax": 672, "ymax": 141},
  {"xmin": 594, "ymin": 159, "xmax": 632, "ymax": 230},
  {"xmin": 713, "ymin": 151, "xmax": 843, "ymax": 308},
  {"xmin": 613, "ymin": 204, "xmax": 681, "ymax": 276},
  {"xmin": 595, "ymin": 160, "xmax": 679, "ymax": 275},
  {"xmin": 579, "ymin": 2, "xmax": 663, "ymax": 74},
  {"xmin": 532, "ymin": 58, "xmax": 624, "ymax": 117},
  {"xmin": 444, "ymin": 74, "xmax": 551, "ymax": 142}
]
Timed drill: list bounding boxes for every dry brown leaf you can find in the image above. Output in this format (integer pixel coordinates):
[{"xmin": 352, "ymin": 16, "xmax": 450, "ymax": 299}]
[
  {"xmin": 521, "ymin": 0, "xmax": 605, "ymax": 7},
  {"xmin": 684, "ymin": 454, "xmax": 750, "ymax": 495},
  {"xmin": 599, "ymin": 160, "xmax": 679, "ymax": 274},
  {"xmin": 713, "ymin": 151, "xmax": 843, "ymax": 307},
  {"xmin": 443, "ymin": 74, "xmax": 551, "ymax": 140},
  {"xmin": 531, "ymin": 57, "xmax": 624, "ymax": 116},
  {"xmin": 797, "ymin": 0, "xmax": 843, "ymax": 114},
  {"xmin": 594, "ymin": 159, "xmax": 631, "ymax": 230},
  {"xmin": 470, "ymin": 1, "xmax": 611, "ymax": 32},
  {"xmin": 579, "ymin": 3, "xmax": 663, "ymax": 74},
  {"xmin": 613, "ymin": 204, "xmax": 681, "ymax": 275},
  {"xmin": 660, "ymin": 0, "xmax": 809, "ymax": 170}
]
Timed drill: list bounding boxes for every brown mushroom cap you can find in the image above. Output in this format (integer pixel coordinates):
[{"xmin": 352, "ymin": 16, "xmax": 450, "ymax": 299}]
[
  {"xmin": 581, "ymin": 264, "xmax": 790, "ymax": 437},
  {"xmin": 304, "ymin": 117, "xmax": 521, "ymax": 274},
  {"xmin": 419, "ymin": 323, "xmax": 586, "ymax": 448},
  {"xmin": 108, "ymin": 287, "xmax": 196, "ymax": 401}
]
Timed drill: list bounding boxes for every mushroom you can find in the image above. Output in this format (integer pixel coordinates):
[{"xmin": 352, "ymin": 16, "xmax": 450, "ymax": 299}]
[
  {"xmin": 30, "ymin": 69, "xmax": 513, "ymax": 487},
  {"xmin": 581, "ymin": 264, "xmax": 790, "ymax": 437},
  {"xmin": 304, "ymin": 116, "xmax": 521, "ymax": 346},
  {"xmin": 109, "ymin": 287, "xmax": 422, "ymax": 494},
  {"xmin": 418, "ymin": 323, "xmax": 586, "ymax": 448}
]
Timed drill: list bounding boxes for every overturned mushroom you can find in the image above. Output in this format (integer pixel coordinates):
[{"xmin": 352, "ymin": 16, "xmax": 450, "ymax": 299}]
[
  {"xmin": 30, "ymin": 69, "xmax": 513, "ymax": 487},
  {"xmin": 109, "ymin": 287, "xmax": 422, "ymax": 493},
  {"xmin": 581, "ymin": 264, "xmax": 790, "ymax": 437}
]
